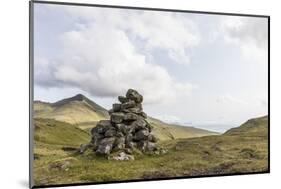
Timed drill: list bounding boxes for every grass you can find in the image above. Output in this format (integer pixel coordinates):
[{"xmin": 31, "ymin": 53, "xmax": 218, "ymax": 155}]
[
  {"xmin": 33, "ymin": 116, "xmax": 268, "ymax": 186},
  {"xmin": 34, "ymin": 118, "xmax": 90, "ymax": 146}
]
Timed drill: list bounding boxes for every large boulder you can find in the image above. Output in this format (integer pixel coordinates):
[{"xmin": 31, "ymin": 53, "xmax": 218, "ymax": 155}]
[
  {"xmin": 137, "ymin": 140, "xmax": 148, "ymax": 151},
  {"xmin": 137, "ymin": 141, "xmax": 157, "ymax": 152},
  {"xmin": 90, "ymin": 132, "xmax": 103, "ymax": 149},
  {"xmin": 104, "ymin": 129, "xmax": 117, "ymax": 137},
  {"xmin": 111, "ymin": 112, "xmax": 125, "ymax": 123},
  {"xmin": 91, "ymin": 120, "xmax": 112, "ymax": 134},
  {"xmin": 124, "ymin": 113, "xmax": 139, "ymax": 121},
  {"xmin": 96, "ymin": 137, "xmax": 116, "ymax": 155},
  {"xmin": 114, "ymin": 137, "xmax": 125, "ymax": 150},
  {"xmin": 126, "ymin": 89, "xmax": 143, "ymax": 103},
  {"xmin": 134, "ymin": 129, "xmax": 150, "ymax": 141},
  {"xmin": 121, "ymin": 101, "xmax": 136, "ymax": 109},
  {"xmin": 125, "ymin": 133, "xmax": 133, "ymax": 143},
  {"xmin": 115, "ymin": 123, "xmax": 127, "ymax": 134},
  {"xmin": 126, "ymin": 104, "xmax": 143, "ymax": 114},
  {"xmin": 133, "ymin": 119, "xmax": 147, "ymax": 131},
  {"xmin": 96, "ymin": 145, "xmax": 112, "ymax": 155},
  {"xmin": 125, "ymin": 124, "xmax": 136, "ymax": 134},
  {"xmin": 118, "ymin": 96, "xmax": 129, "ymax": 103}
]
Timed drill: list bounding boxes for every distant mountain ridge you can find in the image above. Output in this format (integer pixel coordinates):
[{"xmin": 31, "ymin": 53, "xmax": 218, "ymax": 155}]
[{"xmin": 34, "ymin": 94, "xmax": 219, "ymax": 140}]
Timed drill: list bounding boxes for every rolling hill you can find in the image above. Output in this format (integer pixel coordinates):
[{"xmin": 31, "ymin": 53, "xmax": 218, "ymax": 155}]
[
  {"xmin": 34, "ymin": 94, "xmax": 109, "ymax": 126},
  {"xmin": 224, "ymin": 116, "xmax": 268, "ymax": 137},
  {"xmin": 34, "ymin": 94, "xmax": 218, "ymax": 140}
]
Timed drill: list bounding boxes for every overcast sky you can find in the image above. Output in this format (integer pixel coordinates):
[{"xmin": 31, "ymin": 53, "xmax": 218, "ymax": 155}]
[{"xmin": 33, "ymin": 3, "xmax": 268, "ymax": 132}]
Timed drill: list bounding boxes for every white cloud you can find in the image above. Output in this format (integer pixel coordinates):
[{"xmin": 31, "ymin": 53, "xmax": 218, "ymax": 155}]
[
  {"xmin": 34, "ymin": 57, "xmax": 58, "ymax": 87},
  {"xmin": 124, "ymin": 12, "xmax": 199, "ymax": 65},
  {"xmin": 221, "ymin": 16, "xmax": 268, "ymax": 64},
  {"xmin": 34, "ymin": 6, "xmax": 199, "ymax": 104},
  {"xmin": 216, "ymin": 94, "xmax": 246, "ymax": 105},
  {"xmin": 60, "ymin": 6, "xmax": 200, "ymax": 65}
]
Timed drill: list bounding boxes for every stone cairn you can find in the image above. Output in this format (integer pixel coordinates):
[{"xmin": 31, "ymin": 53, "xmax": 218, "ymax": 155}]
[{"xmin": 80, "ymin": 89, "xmax": 159, "ymax": 160}]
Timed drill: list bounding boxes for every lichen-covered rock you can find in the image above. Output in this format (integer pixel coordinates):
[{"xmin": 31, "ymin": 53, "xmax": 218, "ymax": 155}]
[
  {"xmin": 104, "ymin": 129, "xmax": 117, "ymax": 137},
  {"xmin": 124, "ymin": 113, "xmax": 139, "ymax": 121},
  {"xmin": 128, "ymin": 107, "xmax": 142, "ymax": 114},
  {"xmin": 134, "ymin": 129, "xmax": 150, "ymax": 141},
  {"xmin": 126, "ymin": 89, "xmax": 143, "ymax": 103},
  {"xmin": 115, "ymin": 123, "xmax": 127, "ymax": 134},
  {"xmin": 133, "ymin": 119, "xmax": 147, "ymax": 130},
  {"xmin": 116, "ymin": 131, "xmax": 124, "ymax": 137},
  {"xmin": 96, "ymin": 137, "xmax": 116, "ymax": 155},
  {"xmin": 92, "ymin": 120, "xmax": 112, "ymax": 134},
  {"xmin": 111, "ymin": 112, "xmax": 125, "ymax": 123},
  {"xmin": 125, "ymin": 133, "xmax": 133, "ymax": 143},
  {"xmin": 114, "ymin": 137, "xmax": 125, "ymax": 150},
  {"xmin": 121, "ymin": 100, "xmax": 136, "ymax": 109}
]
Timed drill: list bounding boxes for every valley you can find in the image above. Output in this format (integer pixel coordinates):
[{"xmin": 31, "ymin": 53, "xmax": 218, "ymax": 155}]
[{"xmin": 32, "ymin": 95, "xmax": 268, "ymax": 186}]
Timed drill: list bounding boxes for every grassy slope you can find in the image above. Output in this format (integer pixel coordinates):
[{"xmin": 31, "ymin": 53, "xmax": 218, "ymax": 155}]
[
  {"xmin": 34, "ymin": 118, "xmax": 90, "ymax": 146},
  {"xmin": 33, "ymin": 118, "xmax": 90, "ymax": 185},
  {"xmin": 33, "ymin": 116, "xmax": 268, "ymax": 186},
  {"xmin": 224, "ymin": 116, "xmax": 268, "ymax": 137}
]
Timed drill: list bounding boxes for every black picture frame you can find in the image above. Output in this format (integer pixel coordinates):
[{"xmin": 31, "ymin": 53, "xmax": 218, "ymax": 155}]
[{"xmin": 29, "ymin": 1, "xmax": 270, "ymax": 188}]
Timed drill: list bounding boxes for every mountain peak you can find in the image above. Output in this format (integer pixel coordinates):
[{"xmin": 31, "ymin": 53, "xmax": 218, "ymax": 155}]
[
  {"xmin": 72, "ymin": 94, "xmax": 87, "ymax": 101},
  {"xmin": 51, "ymin": 94, "xmax": 108, "ymax": 116},
  {"xmin": 53, "ymin": 94, "xmax": 87, "ymax": 106}
]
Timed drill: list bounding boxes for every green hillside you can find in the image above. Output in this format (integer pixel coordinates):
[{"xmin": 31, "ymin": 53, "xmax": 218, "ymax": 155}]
[
  {"xmin": 224, "ymin": 116, "xmax": 268, "ymax": 137},
  {"xmin": 33, "ymin": 115, "xmax": 268, "ymax": 186},
  {"xmin": 34, "ymin": 118, "xmax": 90, "ymax": 146}
]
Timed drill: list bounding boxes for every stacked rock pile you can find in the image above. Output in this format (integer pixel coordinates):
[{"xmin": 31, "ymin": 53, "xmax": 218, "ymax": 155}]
[{"xmin": 83, "ymin": 89, "xmax": 158, "ymax": 158}]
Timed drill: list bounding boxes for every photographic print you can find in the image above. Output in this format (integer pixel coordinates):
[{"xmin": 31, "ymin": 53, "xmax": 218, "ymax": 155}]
[{"xmin": 30, "ymin": 1, "xmax": 269, "ymax": 188}]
